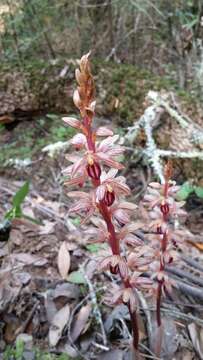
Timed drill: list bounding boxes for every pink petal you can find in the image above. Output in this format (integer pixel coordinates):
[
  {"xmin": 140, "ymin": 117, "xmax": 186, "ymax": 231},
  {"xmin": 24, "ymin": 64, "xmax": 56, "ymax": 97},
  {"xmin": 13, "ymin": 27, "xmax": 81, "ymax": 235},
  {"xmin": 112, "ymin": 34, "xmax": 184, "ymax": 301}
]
[
  {"xmin": 96, "ymin": 152, "xmax": 124, "ymax": 169},
  {"xmin": 113, "ymin": 209, "xmax": 130, "ymax": 224},
  {"xmin": 62, "ymin": 164, "xmax": 73, "ymax": 175},
  {"xmin": 65, "ymin": 154, "xmax": 81, "ymax": 163},
  {"xmin": 148, "ymin": 182, "xmax": 162, "ymax": 189},
  {"xmin": 98, "ymin": 135, "xmax": 119, "ymax": 151},
  {"xmin": 98, "ymin": 256, "xmax": 113, "ymax": 271},
  {"xmin": 64, "ymin": 175, "xmax": 85, "ymax": 187},
  {"xmin": 143, "ymin": 194, "xmax": 156, "ymax": 202},
  {"xmin": 81, "ymin": 208, "xmax": 95, "ymax": 224},
  {"xmin": 124, "ymin": 222, "xmax": 143, "ymax": 233},
  {"xmin": 71, "ymin": 133, "xmax": 86, "ymax": 147},
  {"xmin": 96, "ymin": 127, "xmax": 114, "ymax": 137},
  {"xmin": 124, "ymin": 234, "xmax": 143, "ymax": 246},
  {"xmin": 62, "ymin": 117, "xmax": 81, "ymax": 129},
  {"xmin": 107, "ymin": 146, "xmax": 124, "ymax": 156},
  {"xmin": 118, "ymin": 202, "xmax": 137, "ymax": 210},
  {"xmin": 71, "ymin": 157, "xmax": 85, "ymax": 176},
  {"xmin": 67, "ymin": 191, "xmax": 88, "ymax": 198},
  {"xmin": 69, "ymin": 201, "xmax": 88, "ymax": 213},
  {"xmin": 112, "ymin": 180, "xmax": 130, "ymax": 195},
  {"xmin": 135, "ymin": 277, "xmax": 153, "ymax": 288},
  {"xmin": 118, "ymin": 259, "xmax": 128, "ymax": 279}
]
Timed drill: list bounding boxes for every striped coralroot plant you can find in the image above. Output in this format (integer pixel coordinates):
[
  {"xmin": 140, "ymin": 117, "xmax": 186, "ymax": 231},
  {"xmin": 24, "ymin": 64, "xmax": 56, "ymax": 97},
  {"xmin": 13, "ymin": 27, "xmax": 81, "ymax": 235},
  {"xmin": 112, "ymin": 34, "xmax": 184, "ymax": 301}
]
[
  {"xmin": 62, "ymin": 53, "xmax": 186, "ymax": 357},
  {"xmin": 144, "ymin": 161, "xmax": 186, "ymax": 354},
  {"xmin": 62, "ymin": 53, "xmax": 151, "ymax": 356}
]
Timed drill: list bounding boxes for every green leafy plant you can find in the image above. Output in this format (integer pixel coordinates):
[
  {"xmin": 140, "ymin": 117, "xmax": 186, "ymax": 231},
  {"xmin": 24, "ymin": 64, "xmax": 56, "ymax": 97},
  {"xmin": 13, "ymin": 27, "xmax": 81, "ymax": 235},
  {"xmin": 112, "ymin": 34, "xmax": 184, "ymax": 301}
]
[
  {"xmin": 4, "ymin": 181, "xmax": 40, "ymax": 226},
  {"xmin": 85, "ymin": 243, "xmax": 108, "ymax": 253},
  {"xmin": 15, "ymin": 339, "xmax": 24, "ymax": 360},
  {"xmin": 176, "ymin": 181, "xmax": 203, "ymax": 200},
  {"xmin": 3, "ymin": 339, "xmax": 24, "ymax": 360},
  {"xmin": 5, "ymin": 181, "xmax": 30, "ymax": 221},
  {"xmin": 67, "ymin": 270, "xmax": 86, "ymax": 285}
]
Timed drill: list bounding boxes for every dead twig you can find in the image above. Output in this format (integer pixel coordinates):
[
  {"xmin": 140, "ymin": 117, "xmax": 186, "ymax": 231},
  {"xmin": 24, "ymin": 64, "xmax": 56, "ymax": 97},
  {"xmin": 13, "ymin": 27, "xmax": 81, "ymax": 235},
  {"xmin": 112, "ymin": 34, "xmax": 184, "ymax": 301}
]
[
  {"xmin": 136, "ymin": 290, "xmax": 153, "ymax": 349},
  {"xmin": 67, "ymin": 294, "xmax": 90, "ymax": 360},
  {"xmin": 181, "ymin": 255, "xmax": 203, "ymax": 273},
  {"xmin": 175, "ymin": 279, "xmax": 203, "ymax": 301},
  {"xmin": 15, "ymin": 300, "xmax": 39, "ymax": 336},
  {"xmin": 165, "ymin": 266, "xmax": 203, "ymax": 287},
  {"xmin": 80, "ymin": 262, "xmax": 108, "ymax": 347}
]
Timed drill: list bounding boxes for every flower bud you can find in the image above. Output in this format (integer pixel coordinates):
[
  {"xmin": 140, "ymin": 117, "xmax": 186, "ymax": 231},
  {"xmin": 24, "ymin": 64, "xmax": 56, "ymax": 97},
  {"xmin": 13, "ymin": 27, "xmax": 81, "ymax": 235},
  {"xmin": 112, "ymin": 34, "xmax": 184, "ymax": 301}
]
[
  {"xmin": 86, "ymin": 161, "xmax": 101, "ymax": 180},
  {"xmin": 104, "ymin": 189, "xmax": 115, "ymax": 206}
]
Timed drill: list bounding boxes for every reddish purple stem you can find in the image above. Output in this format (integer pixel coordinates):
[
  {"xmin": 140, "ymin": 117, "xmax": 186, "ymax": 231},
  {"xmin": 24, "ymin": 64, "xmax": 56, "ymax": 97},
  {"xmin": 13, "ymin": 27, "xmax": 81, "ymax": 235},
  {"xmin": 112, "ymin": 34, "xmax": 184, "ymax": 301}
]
[{"xmin": 84, "ymin": 115, "xmax": 139, "ymax": 351}]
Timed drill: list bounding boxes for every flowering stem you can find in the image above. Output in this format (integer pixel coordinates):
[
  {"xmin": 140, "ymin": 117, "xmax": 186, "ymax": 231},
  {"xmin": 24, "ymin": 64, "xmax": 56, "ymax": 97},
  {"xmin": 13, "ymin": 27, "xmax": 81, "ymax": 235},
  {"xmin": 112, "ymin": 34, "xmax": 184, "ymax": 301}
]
[
  {"xmin": 83, "ymin": 116, "xmax": 96, "ymax": 152},
  {"xmin": 129, "ymin": 305, "xmax": 139, "ymax": 350},
  {"xmin": 84, "ymin": 115, "xmax": 139, "ymax": 351},
  {"xmin": 98, "ymin": 201, "xmax": 120, "ymax": 255},
  {"xmin": 156, "ymin": 281, "xmax": 162, "ymax": 327}
]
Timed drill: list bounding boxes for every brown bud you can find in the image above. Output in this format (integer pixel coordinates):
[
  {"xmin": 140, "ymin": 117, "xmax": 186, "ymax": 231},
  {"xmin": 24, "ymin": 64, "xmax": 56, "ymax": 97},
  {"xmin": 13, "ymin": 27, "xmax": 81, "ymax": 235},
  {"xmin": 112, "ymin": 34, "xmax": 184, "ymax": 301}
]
[
  {"xmin": 86, "ymin": 161, "xmax": 101, "ymax": 180},
  {"xmin": 104, "ymin": 190, "xmax": 115, "ymax": 207},
  {"xmin": 164, "ymin": 160, "xmax": 173, "ymax": 181}
]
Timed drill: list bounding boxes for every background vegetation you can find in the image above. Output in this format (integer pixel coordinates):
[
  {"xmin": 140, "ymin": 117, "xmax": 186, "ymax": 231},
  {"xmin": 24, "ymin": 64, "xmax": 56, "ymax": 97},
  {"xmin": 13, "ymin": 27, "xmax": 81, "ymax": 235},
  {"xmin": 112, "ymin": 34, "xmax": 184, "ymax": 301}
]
[{"xmin": 0, "ymin": 0, "xmax": 203, "ymax": 90}]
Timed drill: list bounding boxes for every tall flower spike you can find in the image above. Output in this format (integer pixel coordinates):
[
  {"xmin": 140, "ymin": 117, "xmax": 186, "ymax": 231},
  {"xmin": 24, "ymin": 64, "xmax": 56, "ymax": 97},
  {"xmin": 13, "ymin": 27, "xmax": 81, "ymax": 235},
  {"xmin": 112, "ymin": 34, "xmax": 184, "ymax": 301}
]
[
  {"xmin": 144, "ymin": 161, "xmax": 187, "ymax": 357},
  {"xmin": 63, "ymin": 53, "xmax": 150, "ymax": 356},
  {"xmin": 62, "ymin": 54, "xmax": 191, "ymax": 359}
]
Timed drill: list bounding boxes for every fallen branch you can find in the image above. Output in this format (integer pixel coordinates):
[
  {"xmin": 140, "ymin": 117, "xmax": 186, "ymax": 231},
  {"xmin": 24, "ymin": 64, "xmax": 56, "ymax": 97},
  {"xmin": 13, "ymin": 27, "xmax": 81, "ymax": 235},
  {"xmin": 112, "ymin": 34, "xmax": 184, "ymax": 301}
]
[
  {"xmin": 181, "ymin": 255, "xmax": 203, "ymax": 273},
  {"xmin": 125, "ymin": 91, "xmax": 203, "ymax": 182},
  {"xmin": 165, "ymin": 266, "xmax": 203, "ymax": 287}
]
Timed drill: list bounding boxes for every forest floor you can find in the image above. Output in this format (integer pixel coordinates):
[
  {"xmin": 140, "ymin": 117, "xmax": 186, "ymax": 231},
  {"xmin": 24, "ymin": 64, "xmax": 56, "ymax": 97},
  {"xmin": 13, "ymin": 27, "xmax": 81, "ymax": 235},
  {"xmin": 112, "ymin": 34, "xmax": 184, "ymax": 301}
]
[
  {"xmin": 0, "ymin": 108, "xmax": 203, "ymax": 360},
  {"xmin": 0, "ymin": 59, "xmax": 203, "ymax": 359}
]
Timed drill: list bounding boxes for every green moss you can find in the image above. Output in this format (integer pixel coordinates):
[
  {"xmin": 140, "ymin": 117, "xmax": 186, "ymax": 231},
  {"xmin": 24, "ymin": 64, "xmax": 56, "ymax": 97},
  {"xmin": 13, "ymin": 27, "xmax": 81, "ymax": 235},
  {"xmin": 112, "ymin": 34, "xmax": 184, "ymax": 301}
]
[
  {"xmin": 91, "ymin": 60, "xmax": 178, "ymax": 125},
  {"xmin": 0, "ymin": 56, "xmax": 199, "ymax": 129}
]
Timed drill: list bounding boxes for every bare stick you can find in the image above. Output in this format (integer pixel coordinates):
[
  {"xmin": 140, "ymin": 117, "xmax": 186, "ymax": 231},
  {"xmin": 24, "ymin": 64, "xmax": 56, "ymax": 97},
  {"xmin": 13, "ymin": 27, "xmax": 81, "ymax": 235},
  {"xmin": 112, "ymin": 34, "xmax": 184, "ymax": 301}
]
[{"xmin": 80, "ymin": 263, "xmax": 108, "ymax": 347}]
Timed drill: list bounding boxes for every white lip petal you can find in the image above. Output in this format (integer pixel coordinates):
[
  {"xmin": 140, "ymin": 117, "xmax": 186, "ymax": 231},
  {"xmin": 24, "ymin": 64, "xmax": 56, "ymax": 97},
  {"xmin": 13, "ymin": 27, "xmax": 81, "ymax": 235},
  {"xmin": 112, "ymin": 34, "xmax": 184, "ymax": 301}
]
[{"xmin": 96, "ymin": 185, "xmax": 106, "ymax": 202}]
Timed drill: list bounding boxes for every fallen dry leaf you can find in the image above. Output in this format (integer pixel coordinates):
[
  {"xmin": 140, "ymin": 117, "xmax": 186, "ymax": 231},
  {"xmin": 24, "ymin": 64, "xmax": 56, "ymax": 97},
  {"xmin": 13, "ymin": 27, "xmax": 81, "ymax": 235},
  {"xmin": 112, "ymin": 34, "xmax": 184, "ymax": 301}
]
[
  {"xmin": 53, "ymin": 283, "xmax": 80, "ymax": 300},
  {"xmin": 71, "ymin": 303, "xmax": 92, "ymax": 342},
  {"xmin": 151, "ymin": 316, "xmax": 179, "ymax": 359},
  {"xmin": 11, "ymin": 253, "xmax": 47, "ymax": 266},
  {"xmin": 98, "ymin": 349, "xmax": 123, "ymax": 360},
  {"xmin": 49, "ymin": 303, "xmax": 70, "ymax": 347},
  {"xmin": 57, "ymin": 242, "xmax": 71, "ymax": 279},
  {"xmin": 39, "ymin": 220, "xmax": 55, "ymax": 235},
  {"xmin": 9, "ymin": 229, "xmax": 23, "ymax": 246},
  {"xmin": 188, "ymin": 323, "xmax": 203, "ymax": 360}
]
